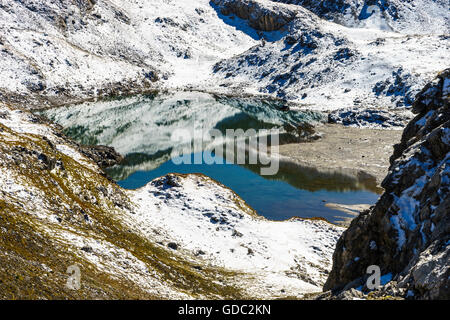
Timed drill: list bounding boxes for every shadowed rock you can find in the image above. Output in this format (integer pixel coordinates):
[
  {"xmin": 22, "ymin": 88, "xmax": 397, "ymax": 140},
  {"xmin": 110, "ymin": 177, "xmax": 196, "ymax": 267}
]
[
  {"xmin": 211, "ymin": 0, "xmax": 298, "ymax": 31},
  {"xmin": 80, "ymin": 145, "xmax": 124, "ymax": 169}
]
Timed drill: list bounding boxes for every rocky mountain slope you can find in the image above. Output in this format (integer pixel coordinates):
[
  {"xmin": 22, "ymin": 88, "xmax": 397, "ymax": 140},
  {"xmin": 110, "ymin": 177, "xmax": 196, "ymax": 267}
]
[
  {"xmin": 0, "ymin": 0, "xmax": 257, "ymax": 108},
  {"xmin": 272, "ymin": 0, "xmax": 449, "ymax": 34},
  {"xmin": 1, "ymin": 0, "xmax": 448, "ymax": 115},
  {"xmin": 0, "ymin": 102, "xmax": 343, "ymax": 299},
  {"xmin": 324, "ymin": 69, "xmax": 449, "ymax": 299},
  {"xmin": 211, "ymin": 0, "xmax": 449, "ymax": 110}
]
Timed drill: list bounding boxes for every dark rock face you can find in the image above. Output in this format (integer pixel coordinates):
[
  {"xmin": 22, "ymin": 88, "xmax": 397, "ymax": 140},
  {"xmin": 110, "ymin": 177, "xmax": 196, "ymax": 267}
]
[
  {"xmin": 80, "ymin": 145, "xmax": 124, "ymax": 169},
  {"xmin": 324, "ymin": 69, "xmax": 450, "ymax": 299},
  {"xmin": 211, "ymin": 0, "xmax": 298, "ymax": 31}
]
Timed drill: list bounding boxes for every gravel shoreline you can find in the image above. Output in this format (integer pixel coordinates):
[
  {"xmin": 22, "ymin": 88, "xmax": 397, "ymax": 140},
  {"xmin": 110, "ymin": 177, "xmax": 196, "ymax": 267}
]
[{"xmin": 278, "ymin": 124, "xmax": 403, "ymax": 190}]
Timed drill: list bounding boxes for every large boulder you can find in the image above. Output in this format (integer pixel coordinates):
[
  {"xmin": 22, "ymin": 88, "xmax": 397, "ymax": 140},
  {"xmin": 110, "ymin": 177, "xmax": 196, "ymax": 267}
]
[{"xmin": 324, "ymin": 69, "xmax": 450, "ymax": 299}]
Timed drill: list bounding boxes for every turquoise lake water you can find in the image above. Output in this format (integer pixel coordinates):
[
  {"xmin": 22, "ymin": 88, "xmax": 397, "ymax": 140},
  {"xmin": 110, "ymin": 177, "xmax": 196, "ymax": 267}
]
[{"xmin": 114, "ymin": 152, "xmax": 379, "ymax": 223}]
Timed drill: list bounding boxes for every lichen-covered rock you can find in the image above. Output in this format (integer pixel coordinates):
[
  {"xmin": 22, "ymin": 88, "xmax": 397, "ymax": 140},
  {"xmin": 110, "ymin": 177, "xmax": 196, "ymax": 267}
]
[
  {"xmin": 79, "ymin": 145, "xmax": 123, "ymax": 169},
  {"xmin": 324, "ymin": 69, "xmax": 450, "ymax": 299}
]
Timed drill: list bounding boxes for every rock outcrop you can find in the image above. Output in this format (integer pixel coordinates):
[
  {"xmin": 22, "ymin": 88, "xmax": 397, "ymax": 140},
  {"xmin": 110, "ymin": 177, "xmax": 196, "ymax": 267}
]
[
  {"xmin": 79, "ymin": 145, "xmax": 123, "ymax": 170},
  {"xmin": 211, "ymin": 0, "xmax": 298, "ymax": 31},
  {"xmin": 324, "ymin": 69, "xmax": 450, "ymax": 299}
]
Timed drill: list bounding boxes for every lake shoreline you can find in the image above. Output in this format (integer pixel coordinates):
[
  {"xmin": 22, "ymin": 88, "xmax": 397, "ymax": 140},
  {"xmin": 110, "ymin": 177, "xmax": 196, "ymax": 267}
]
[{"xmin": 278, "ymin": 123, "xmax": 403, "ymax": 190}]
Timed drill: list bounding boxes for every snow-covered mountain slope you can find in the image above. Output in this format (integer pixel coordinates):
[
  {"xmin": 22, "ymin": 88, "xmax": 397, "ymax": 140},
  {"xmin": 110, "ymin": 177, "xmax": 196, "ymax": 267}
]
[
  {"xmin": 1, "ymin": 0, "xmax": 448, "ymax": 113},
  {"xmin": 210, "ymin": 0, "xmax": 449, "ymax": 110},
  {"xmin": 127, "ymin": 174, "xmax": 343, "ymax": 297},
  {"xmin": 0, "ymin": 102, "xmax": 343, "ymax": 299},
  {"xmin": 272, "ymin": 0, "xmax": 450, "ymax": 35},
  {"xmin": 0, "ymin": 0, "xmax": 257, "ymax": 107}
]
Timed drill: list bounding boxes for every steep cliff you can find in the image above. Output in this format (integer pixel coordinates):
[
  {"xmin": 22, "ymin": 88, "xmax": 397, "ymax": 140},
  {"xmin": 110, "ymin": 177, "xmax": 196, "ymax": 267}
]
[{"xmin": 324, "ymin": 70, "xmax": 450, "ymax": 299}]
